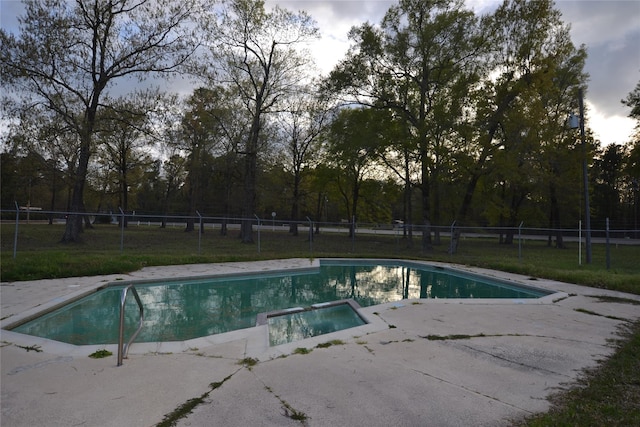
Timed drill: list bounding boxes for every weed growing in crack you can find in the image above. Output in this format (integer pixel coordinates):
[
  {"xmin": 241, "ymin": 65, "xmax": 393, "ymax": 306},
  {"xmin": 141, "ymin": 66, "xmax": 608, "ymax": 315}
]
[
  {"xmin": 238, "ymin": 357, "xmax": 259, "ymax": 368},
  {"xmin": 424, "ymin": 333, "xmax": 487, "ymax": 341},
  {"xmin": 283, "ymin": 404, "xmax": 308, "ymax": 422},
  {"xmin": 15, "ymin": 344, "xmax": 42, "ymax": 352},
  {"xmin": 262, "ymin": 383, "xmax": 309, "ymax": 423},
  {"xmin": 157, "ymin": 373, "xmax": 235, "ymax": 427},
  {"xmin": 316, "ymin": 339, "xmax": 345, "ymax": 349},
  {"xmin": 588, "ymin": 295, "xmax": 640, "ymax": 305},
  {"xmin": 574, "ymin": 308, "xmax": 628, "ymax": 322}
]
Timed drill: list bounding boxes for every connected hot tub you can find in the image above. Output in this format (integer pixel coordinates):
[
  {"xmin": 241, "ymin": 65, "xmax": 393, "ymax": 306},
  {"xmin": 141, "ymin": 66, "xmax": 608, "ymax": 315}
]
[{"xmin": 6, "ymin": 259, "xmax": 553, "ymax": 346}]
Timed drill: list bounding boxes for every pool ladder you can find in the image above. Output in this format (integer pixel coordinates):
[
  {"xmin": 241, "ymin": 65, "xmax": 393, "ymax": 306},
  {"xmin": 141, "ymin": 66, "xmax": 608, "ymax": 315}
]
[{"xmin": 117, "ymin": 284, "xmax": 144, "ymax": 366}]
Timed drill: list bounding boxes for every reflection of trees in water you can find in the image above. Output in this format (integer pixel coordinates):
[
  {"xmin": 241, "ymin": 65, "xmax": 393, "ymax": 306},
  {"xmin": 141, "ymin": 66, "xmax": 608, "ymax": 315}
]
[
  {"xmin": 17, "ymin": 264, "xmax": 544, "ymax": 345},
  {"xmin": 269, "ymin": 305, "xmax": 365, "ymax": 346}
]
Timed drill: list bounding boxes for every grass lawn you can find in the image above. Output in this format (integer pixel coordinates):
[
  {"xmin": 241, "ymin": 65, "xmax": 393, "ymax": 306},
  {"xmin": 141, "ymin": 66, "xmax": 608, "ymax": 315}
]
[
  {"xmin": 2, "ymin": 222, "xmax": 640, "ymax": 425},
  {"xmin": 2, "ymin": 223, "xmax": 639, "ymax": 289}
]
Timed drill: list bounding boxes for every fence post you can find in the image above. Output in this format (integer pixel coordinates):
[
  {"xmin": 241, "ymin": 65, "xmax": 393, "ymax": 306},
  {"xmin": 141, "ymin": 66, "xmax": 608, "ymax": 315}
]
[
  {"xmin": 13, "ymin": 201, "xmax": 19, "ymax": 259},
  {"xmin": 255, "ymin": 214, "xmax": 261, "ymax": 253},
  {"xmin": 448, "ymin": 220, "xmax": 456, "ymax": 255},
  {"xmin": 606, "ymin": 218, "xmax": 610, "ymax": 270},
  {"xmin": 119, "ymin": 207, "xmax": 125, "ymax": 253},
  {"xmin": 196, "ymin": 211, "xmax": 202, "ymax": 255},
  {"xmin": 518, "ymin": 221, "xmax": 524, "ymax": 261},
  {"xmin": 578, "ymin": 220, "xmax": 582, "ymax": 266},
  {"xmin": 351, "ymin": 215, "xmax": 355, "ymax": 252}
]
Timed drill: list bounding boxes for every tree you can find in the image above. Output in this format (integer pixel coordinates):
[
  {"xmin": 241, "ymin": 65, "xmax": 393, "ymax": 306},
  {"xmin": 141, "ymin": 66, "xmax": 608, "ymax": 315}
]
[
  {"xmin": 95, "ymin": 94, "xmax": 157, "ymax": 225},
  {"xmin": 326, "ymin": 0, "xmax": 484, "ymax": 250},
  {"xmin": 372, "ymin": 114, "xmax": 420, "ymax": 244},
  {"xmin": 539, "ymin": 48, "xmax": 588, "ymax": 248},
  {"xmin": 1, "ymin": 0, "xmax": 205, "ymax": 242},
  {"xmin": 621, "ymin": 81, "xmax": 640, "ymax": 235},
  {"xmin": 179, "ymin": 88, "xmax": 226, "ymax": 232},
  {"xmin": 199, "ymin": 86, "xmax": 245, "ymax": 235},
  {"xmin": 201, "ymin": 0, "xmax": 319, "ymax": 243},
  {"xmin": 592, "ymin": 144, "xmax": 626, "ymax": 225},
  {"xmin": 450, "ymin": 0, "xmax": 587, "ymax": 251},
  {"xmin": 325, "ymin": 108, "xmax": 385, "ymax": 237},
  {"xmin": 622, "ymin": 81, "xmax": 640, "ymax": 120},
  {"xmin": 1, "ymin": 106, "xmax": 77, "ymax": 217},
  {"xmin": 276, "ymin": 86, "xmax": 331, "ymax": 236},
  {"xmin": 150, "ymin": 95, "xmax": 189, "ymax": 228}
]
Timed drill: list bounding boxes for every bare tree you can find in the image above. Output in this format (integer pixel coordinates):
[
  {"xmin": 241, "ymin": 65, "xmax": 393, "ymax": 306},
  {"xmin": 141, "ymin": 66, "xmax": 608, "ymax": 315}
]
[
  {"xmin": 199, "ymin": 0, "xmax": 319, "ymax": 243},
  {"xmin": 95, "ymin": 92, "xmax": 159, "ymax": 225},
  {"xmin": 1, "ymin": 0, "xmax": 207, "ymax": 242},
  {"xmin": 276, "ymin": 86, "xmax": 331, "ymax": 236}
]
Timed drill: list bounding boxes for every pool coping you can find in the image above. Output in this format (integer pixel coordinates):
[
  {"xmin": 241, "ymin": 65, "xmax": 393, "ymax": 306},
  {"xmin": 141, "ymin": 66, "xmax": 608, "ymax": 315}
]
[{"xmin": 0, "ymin": 258, "xmax": 567, "ymax": 359}]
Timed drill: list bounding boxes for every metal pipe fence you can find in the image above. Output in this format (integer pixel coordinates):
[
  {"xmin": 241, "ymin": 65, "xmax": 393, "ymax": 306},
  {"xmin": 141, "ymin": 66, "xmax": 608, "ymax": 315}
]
[{"xmin": 2, "ymin": 208, "xmax": 639, "ymax": 267}]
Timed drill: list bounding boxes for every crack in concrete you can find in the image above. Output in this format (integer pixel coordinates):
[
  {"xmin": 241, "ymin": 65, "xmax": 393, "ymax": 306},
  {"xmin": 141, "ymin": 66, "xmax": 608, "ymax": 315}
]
[
  {"xmin": 250, "ymin": 368, "xmax": 310, "ymax": 425},
  {"xmin": 410, "ymin": 366, "xmax": 536, "ymax": 414},
  {"xmin": 7, "ymin": 356, "xmax": 73, "ymax": 375},
  {"xmin": 458, "ymin": 343, "xmax": 572, "ymax": 378},
  {"xmin": 156, "ymin": 367, "xmax": 241, "ymax": 427}
]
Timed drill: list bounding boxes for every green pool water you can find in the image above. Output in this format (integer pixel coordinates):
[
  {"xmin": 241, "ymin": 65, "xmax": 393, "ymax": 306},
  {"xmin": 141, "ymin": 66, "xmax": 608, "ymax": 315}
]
[
  {"xmin": 268, "ymin": 303, "xmax": 367, "ymax": 346},
  {"xmin": 10, "ymin": 260, "xmax": 550, "ymax": 345}
]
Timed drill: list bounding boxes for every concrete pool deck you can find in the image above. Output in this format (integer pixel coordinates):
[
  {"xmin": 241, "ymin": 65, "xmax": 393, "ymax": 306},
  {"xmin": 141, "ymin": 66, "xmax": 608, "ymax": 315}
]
[{"xmin": 1, "ymin": 258, "xmax": 639, "ymax": 426}]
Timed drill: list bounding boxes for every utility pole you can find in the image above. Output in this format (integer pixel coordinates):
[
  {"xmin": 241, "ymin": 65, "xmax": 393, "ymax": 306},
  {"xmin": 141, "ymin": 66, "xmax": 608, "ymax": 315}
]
[{"xmin": 578, "ymin": 88, "xmax": 592, "ymax": 264}]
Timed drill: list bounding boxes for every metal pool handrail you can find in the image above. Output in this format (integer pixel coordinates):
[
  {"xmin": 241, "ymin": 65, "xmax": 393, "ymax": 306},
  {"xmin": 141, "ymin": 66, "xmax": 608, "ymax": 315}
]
[{"xmin": 117, "ymin": 284, "xmax": 144, "ymax": 366}]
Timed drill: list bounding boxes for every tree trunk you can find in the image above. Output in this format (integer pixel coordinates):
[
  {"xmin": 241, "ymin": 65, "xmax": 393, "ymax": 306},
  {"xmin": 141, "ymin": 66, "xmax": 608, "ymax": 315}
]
[
  {"xmin": 404, "ymin": 175, "xmax": 413, "ymax": 247},
  {"xmin": 121, "ymin": 169, "xmax": 129, "ymax": 228},
  {"xmin": 420, "ymin": 161, "xmax": 431, "ymax": 251},
  {"xmin": 61, "ymin": 140, "xmax": 90, "ymax": 243},
  {"xmin": 314, "ymin": 192, "xmax": 323, "ymax": 235},
  {"xmin": 548, "ymin": 182, "xmax": 565, "ymax": 248},
  {"xmin": 348, "ymin": 181, "xmax": 360, "ymax": 238},
  {"xmin": 432, "ymin": 168, "xmax": 441, "ymax": 245},
  {"xmin": 289, "ymin": 172, "xmax": 301, "ymax": 236},
  {"xmin": 241, "ymin": 149, "xmax": 257, "ymax": 243},
  {"xmin": 48, "ymin": 170, "xmax": 56, "ymax": 225},
  {"xmin": 185, "ymin": 157, "xmax": 197, "ymax": 233}
]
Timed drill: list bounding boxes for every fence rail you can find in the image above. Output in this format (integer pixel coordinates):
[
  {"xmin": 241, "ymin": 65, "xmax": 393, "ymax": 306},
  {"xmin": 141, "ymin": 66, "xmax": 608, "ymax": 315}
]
[
  {"xmin": 2, "ymin": 208, "xmax": 639, "ymax": 269},
  {"xmin": 3, "ymin": 208, "xmax": 639, "ymax": 237}
]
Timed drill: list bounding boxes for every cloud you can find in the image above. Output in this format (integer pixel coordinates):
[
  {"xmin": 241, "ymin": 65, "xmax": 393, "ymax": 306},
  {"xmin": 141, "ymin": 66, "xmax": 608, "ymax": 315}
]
[
  {"xmin": 587, "ymin": 101, "xmax": 635, "ymax": 146},
  {"xmin": 557, "ymin": 0, "xmax": 640, "ymax": 46},
  {"xmin": 556, "ymin": 0, "xmax": 640, "ymax": 126},
  {"xmin": 270, "ymin": 0, "xmax": 395, "ymax": 73},
  {"xmin": 3, "ymin": 0, "xmax": 638, "ymax": 145}
]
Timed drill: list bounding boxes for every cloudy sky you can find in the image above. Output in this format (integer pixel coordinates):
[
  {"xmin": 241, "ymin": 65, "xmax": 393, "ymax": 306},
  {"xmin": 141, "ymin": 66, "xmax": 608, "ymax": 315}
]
[
  {"xmin": 271, "ymin": 0, "xmax": 640, "ymax": 146},
  {"xmin": 2, "ymin": 0, "xmax": 638, "ymax": 146}
]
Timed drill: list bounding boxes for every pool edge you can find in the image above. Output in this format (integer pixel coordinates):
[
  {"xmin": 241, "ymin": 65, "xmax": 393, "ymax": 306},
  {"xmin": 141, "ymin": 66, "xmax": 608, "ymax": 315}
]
[{"xmin": 1, "ymin": 258, "xmax": 566, "ymax": 358}]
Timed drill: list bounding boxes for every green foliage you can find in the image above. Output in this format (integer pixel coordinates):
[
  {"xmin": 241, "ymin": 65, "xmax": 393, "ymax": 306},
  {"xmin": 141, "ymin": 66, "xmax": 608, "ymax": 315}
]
[
  {"xmin": 237, "ymin": 357, "xmax": 259, "ymax": 368},
  {"xmin": 1, "ymin": 0, "xmax": 207, "ymax": 242},
  {"xmin": 2, "ymin": 225, "xmax": 640, "ymax": 297},
  {"xmin": 315, "ymin": 339, "xmax": 345, "ymax": 349},
  {"xmin": 2, "ymin": 0, "xmax": 637, "ymax": 249},
  {"xmin": 622, "ymin": 80, "xmax": 640, "ymax": 120},
  {"xmin": 88, "ymin": 349, "xmax": 113, "ymax": 359}
]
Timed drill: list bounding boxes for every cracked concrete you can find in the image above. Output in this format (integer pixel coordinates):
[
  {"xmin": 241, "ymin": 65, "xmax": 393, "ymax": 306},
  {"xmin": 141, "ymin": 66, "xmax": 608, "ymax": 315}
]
[{"xmin": 2, "ymin": 259, "xmax": 639, "ymax": 426}]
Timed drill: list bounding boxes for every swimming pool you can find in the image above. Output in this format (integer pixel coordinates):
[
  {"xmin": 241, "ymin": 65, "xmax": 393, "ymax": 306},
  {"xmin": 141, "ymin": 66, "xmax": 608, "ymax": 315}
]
[{"xmin": 8, "ymin": 260, "xmax": 551, "ymax": 345}]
